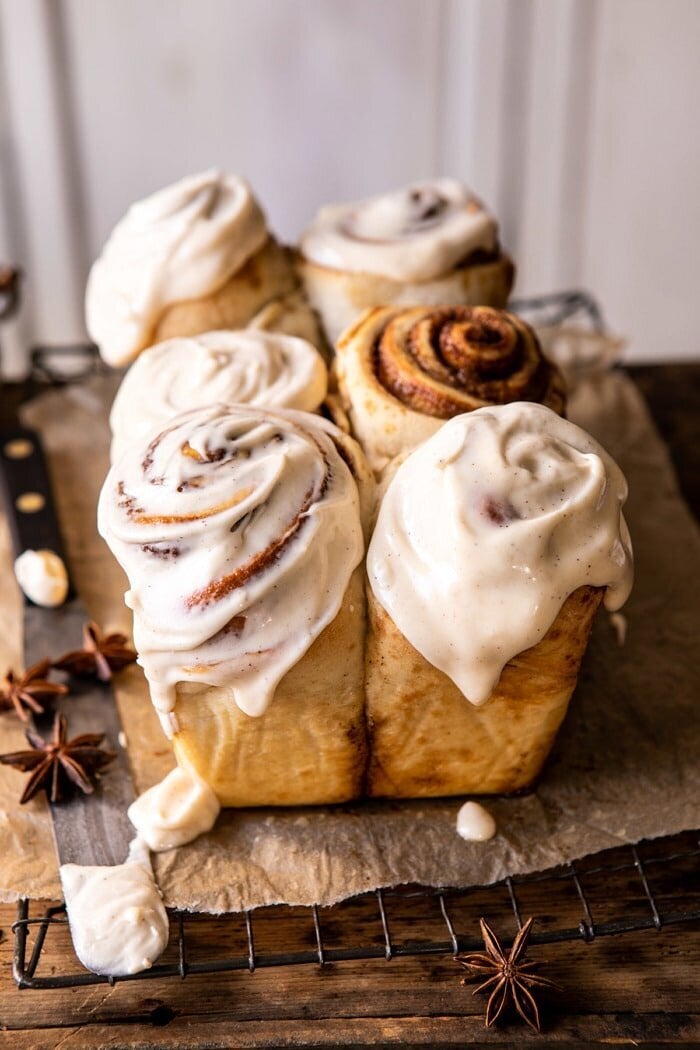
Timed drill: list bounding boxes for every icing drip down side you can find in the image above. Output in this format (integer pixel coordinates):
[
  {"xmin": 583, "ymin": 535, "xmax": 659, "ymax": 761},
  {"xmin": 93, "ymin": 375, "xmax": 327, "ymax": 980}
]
[
  {"xmin": 98, "ymin": 404, "xmax": 366, "ymax": 734},
  {"xmin": 301, "ymin": 178, "xmax": 498, "ymax": 281},
  {"xmin": 367, "ymin": 402, "xmax": 633, "ymax": 705}
]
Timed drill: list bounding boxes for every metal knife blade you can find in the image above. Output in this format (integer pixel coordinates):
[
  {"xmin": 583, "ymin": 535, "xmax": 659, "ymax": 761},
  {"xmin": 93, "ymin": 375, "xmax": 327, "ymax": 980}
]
[{"xmin": 0, "ymin": 422, "xmax": 136, "ymax": 867}]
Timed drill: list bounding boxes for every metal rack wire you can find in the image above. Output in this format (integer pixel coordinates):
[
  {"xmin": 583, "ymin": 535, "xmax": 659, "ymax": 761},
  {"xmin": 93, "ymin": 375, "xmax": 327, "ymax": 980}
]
[{"xmin": 12, "ymin": 830, "xmax": 700, "ymax": 989}]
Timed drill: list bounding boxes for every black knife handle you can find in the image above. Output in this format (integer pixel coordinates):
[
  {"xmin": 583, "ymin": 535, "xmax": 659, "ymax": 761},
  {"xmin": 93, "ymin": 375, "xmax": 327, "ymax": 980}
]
[{"xmin": 0, "ymin": 424, "xmax": 72, "ymax": 590}]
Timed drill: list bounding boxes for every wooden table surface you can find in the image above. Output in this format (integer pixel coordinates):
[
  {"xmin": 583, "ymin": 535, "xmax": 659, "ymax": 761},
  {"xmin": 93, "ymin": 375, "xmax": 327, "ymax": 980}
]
[{"xmin": 1, "ymin": 363, "xmax": 699, "ymax": 1049}]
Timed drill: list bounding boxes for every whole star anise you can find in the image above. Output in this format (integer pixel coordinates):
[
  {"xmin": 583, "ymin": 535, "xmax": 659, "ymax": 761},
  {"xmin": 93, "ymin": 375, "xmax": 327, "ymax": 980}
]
[
  {"xmin": 455, "ymin": 917, "xmax": 557, "ymax": 1032},
  {"xmin": 0, "ymin": 660, "xmax": 69, "ymax": 722},
  {"xmin": 53, "ymin": 621, "xmax": 137, "ymax": 682},
  {"xmin": 0, "ymin": 711, "xmax": 115, "ymax": 804}
]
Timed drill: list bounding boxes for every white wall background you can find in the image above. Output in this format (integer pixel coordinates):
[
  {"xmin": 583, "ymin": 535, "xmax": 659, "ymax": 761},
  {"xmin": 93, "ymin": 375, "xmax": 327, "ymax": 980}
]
[{"xmin": 0, "ymin": 0, "xmax": 698, "ymax": 374}]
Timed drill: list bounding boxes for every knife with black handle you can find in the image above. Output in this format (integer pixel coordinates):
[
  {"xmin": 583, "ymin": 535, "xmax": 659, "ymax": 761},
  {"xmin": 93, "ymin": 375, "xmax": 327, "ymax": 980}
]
[{"xmin": 0, "ymin": 421, "xmax": 136, "ymax": 867}]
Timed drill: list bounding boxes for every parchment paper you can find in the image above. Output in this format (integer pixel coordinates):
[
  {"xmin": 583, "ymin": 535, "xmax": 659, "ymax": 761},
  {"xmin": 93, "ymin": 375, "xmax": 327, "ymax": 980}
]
[{"xmin": 0, "ymin": 369, "xmax": 698, "ymax": 911}]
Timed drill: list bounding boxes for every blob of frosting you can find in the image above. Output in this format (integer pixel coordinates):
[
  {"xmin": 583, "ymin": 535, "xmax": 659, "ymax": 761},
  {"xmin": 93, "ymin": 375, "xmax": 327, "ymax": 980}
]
[
  {"xmin": 301, "ymin": 178, "xmax": 497, "ymax": 281},
  {"xmin": 109, "ymin": 329, "xmax": 328, "ymax": 462},
  {"xmin": 60, "ymin": 838, "xmax": 169, "ymax": 977},
  {"xmin": 86, "ymin": 170, "xmax": 268, "ymax": 365},
  {"xmin": 367, "ymin": 402, "xmax": 633, "ymax": 705},
  {"xmin": 128, "ymin": 767, "xmax": 220, "ymax": 851},
  {"xmin": 14, "ymin": 549, "xmax": 69, "ymax": 607}
]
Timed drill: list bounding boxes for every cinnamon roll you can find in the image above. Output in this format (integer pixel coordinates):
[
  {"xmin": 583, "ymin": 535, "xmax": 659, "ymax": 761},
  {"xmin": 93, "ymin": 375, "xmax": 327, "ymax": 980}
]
[
  {"xmin": 86, "ymin": 170, "xmax": 321, "ymax": 365},
  {"xmin": 98, "ymin": 404, "xmax": 373, "ymax": 806},
  {"xmin": 247, "ymin": 290, "xmax": 329, "ymax": 361},
  {"xmin": 109, "ymin": 329, "xmax": 328, "ymax": 462},
  {"xmin": 365, "ymin": 402, "xmax": 633, "ymax": 797},
  {"xmin": 336, "ymin": 304, "xmax": 565, "ymax": 473},
  {"xmin": 298, "ymin": 179, "xmax": 515, "ymax": 346}
]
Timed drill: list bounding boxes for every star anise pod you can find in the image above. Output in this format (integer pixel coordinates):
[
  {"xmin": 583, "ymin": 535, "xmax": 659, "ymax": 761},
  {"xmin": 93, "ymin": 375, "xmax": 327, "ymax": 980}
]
[
  {"xmin": 455, "ymin": 917, "xmax": 558, "ymax": 1032},
  {"xmin": 53, "ymin": 621, "xmax": 137, "ymax": 682},
  {"xmin": 0, "ymin": 711, "xmax": 115, "ymax": 804},
  {"xmin": 0, "ymin": 660, "xmax": 69, "ymax": 722}
]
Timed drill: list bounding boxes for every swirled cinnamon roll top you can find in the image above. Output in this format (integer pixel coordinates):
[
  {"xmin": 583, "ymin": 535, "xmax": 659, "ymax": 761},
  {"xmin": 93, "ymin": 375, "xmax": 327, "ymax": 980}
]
[
  {"xmin": 368, "ymin": 305, "xmax": 566, "ymax": 417},
  {"xmin": 109, "ymin": 329, "xmax": 328, "ymax": 462},
  {"xmin": 98, "ymin": 405, "xmax": 370, "ymax": 734}
]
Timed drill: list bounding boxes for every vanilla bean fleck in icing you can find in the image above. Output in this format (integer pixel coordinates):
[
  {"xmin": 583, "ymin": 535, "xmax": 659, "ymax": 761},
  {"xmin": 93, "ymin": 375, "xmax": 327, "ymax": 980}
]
[
  {"xmin": 128, "ymin": 767, "xmax": 220, "ymax": 851},
  {"xmin": 86, "ymin": 170, "xmax": 268, "ymax": 365},
  {"xmin": 367, "ymin": 402, "xmax": 633, "ymax": 705},
  {"xmin": 98, "ymin": 404, "xmax": 366, "ymax": 735},
  {"xmin": 301, "ymin": 178, "xmax": 497, "ymax": 281},
  {"xmin": 60, "ymin": 837, "xmax": 169, "ymax": 977},
  {"xmin": 109, "ymin": 330, "xmax": 328, "ymax": 462}
]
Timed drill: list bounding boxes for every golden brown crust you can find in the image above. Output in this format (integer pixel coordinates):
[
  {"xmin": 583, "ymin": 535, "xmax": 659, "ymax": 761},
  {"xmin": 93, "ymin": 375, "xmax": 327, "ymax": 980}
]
[
  {"xmin": 153, "ymin": 236, "xmax": 299, "ymax": 343},
  {"xmin": 297, "ymin": 249, "xmax": 516, "ymax": 348},
  {"xmin": 365, "ymin": 584, "xmax": 603, "ymax": 798},
  {"xmin": 172, "ymin": 568, "xmax": 367, "ymax": 806}
]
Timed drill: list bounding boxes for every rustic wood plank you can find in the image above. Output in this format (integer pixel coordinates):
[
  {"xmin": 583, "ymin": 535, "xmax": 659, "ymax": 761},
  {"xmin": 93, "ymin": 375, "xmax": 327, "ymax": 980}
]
[
  {"xmin": 2, "ymin": 901, "xmax": 699, "ymax": 1042},
  {"xmin": 2, "ymin": 1014, "xmax": 700, "ymax": 1048}
]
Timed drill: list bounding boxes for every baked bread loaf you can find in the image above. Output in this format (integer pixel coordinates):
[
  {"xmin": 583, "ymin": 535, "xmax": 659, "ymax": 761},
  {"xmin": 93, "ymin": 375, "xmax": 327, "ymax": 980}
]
[
  {"xmin": 98, "ymin": 404, "xmax": 373, "ymax": 806},
  {"xmin": 365, "ymin": 402, "xmax": 633, "ymax": 797},
  {"xmin": 109, "ymin": 329, "xmax": 328, "ymax": 462},
  {"xmin": 336, "ymin": 304, "xmax": 565, "ymax": 473},
  {"xmin": 86, "ymin": 170, "xmax": 322, "ymax": 365},
  {"xmin": 298, "ymin": 179, "xmax": 515, "ymax": 346}
]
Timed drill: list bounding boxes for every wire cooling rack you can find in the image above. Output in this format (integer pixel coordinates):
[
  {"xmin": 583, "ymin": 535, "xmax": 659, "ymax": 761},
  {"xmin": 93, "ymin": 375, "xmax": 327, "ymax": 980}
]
[
  {"xmin": 12, "ymin": 829, "xmax": 700, "ymax": 988},
  {"xmin": 5, "ymin": 290, "xmax": 699, "ymax": 990}
]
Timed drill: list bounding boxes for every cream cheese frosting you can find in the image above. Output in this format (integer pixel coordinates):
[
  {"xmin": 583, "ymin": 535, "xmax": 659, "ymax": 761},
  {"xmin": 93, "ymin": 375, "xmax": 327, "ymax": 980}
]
[
  {"xmin": 367, "ymin": 402, "xmax": 633, "ymax": 705},
  {"xmin": 86, "ymin": 170, "xmax": 268, "ymax": 366},
  {"xmin": 60, "ymin": 838, "xmax": 169, "ymax": 977},
  {"xmin": 456, "ymin": 801, "xmax": 497, "ymax": 842},
  {"xmin": 13, "ymin": 548, "xmax": 69, "ymax": 607},
  {"xmin": 109, "ymin": 329, "xmax": 328, "ymax": 462},
  {"xmin": 128, "ymin": 767, "xmax": 220, "ymax": 851},
  {"xmin": 300, "ymin": 178, "xmax": 497, "ymax": 281},
  {"xmin": 98, "ymin": 404, "xmax": 366, "ymax": 735}
]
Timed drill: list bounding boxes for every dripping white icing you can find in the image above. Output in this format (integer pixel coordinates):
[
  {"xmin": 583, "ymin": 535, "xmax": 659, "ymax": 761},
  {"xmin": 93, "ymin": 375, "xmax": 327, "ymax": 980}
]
[
  {"xmin": 98, "ymin": 404, "xmax": 365, "ymax": 734},
  {"xmin": 60, "ymin": 838, "xmax": 169, "ymax": 977},
  {"xmin": 109, "ymin": 329, "xmax": 328, "ymax": 462},
  {"xmin": 86, "ymin": 170, "xmax": 268, "ymax": 365},
  {"xmin": 128, "ymin": 767, "xmax": 220, "ymax": 851},
  {"xmin": 301, "ymin": 178, "xmax": 497, "ymax": 281},
  {"xmin": 13, "ymin": 549, "xmax": 69, "ymax": 607},
  {"xmin": 456, "ymin": 801, "xmax": 497, "ymax": 842},
  {"xmin": 367, "ymin": 402, "xmax": 633, "ymax": 705}
]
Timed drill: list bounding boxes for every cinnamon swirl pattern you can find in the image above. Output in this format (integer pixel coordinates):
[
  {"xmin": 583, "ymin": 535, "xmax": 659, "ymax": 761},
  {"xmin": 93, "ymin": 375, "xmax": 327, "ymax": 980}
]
[
  {"xmin": 298, "ymin": 179, "xmax": 515, "ymax": 345},
  {"xmin": 109, "ymin": 330, "xmax": 328, "ymax": 462},
  {"xmin": 335, "ymin": 304, "xmax": 566, "ymax": 472},
  {"xmin": 98, "ymin": 405, "xmax": 366, "ymax": 736}
]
